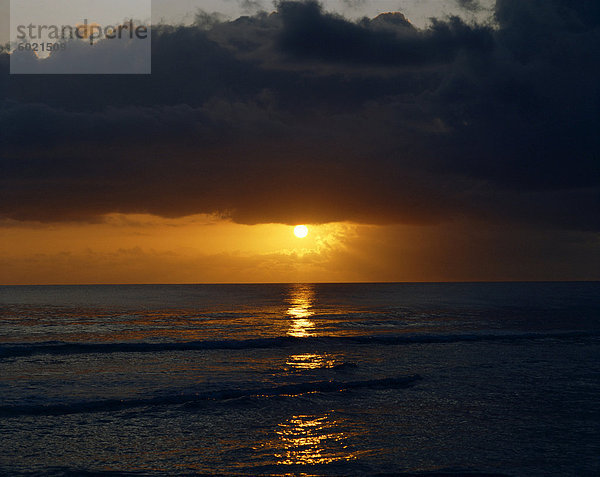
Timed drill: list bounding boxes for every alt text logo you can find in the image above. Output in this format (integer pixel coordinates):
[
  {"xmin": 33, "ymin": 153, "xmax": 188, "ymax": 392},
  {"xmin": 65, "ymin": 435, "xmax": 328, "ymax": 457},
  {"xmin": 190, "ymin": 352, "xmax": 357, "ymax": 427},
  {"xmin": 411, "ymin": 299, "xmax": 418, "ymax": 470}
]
[{"xmin": 10, "ymin": 0, "xmax": 151, "ymax": 74}]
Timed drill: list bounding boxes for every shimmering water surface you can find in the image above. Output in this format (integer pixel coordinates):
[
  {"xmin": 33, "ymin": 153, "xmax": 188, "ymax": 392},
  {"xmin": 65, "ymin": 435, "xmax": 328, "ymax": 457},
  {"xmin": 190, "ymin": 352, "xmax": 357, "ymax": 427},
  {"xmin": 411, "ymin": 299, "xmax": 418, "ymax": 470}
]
[{"xmin": 0, "ymin": 283, "xmax": 599, "ymax": 476}]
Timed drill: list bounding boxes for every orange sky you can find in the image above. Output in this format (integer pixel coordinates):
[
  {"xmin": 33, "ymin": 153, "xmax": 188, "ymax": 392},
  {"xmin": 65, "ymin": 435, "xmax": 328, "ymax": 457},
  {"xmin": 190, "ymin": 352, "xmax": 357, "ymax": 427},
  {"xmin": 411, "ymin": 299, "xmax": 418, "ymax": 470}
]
[{"xmin": 2, "ymin": 214, "xmax": 597, "ymax": 284}]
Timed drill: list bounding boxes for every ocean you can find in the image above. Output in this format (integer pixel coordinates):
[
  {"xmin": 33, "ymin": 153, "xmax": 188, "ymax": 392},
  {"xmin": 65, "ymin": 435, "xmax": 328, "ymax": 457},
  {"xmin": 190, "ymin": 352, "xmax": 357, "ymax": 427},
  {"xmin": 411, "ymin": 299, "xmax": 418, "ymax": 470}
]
[{"xmin": 0, "ymin": 282, "xmax": 598, "ymax": 476}]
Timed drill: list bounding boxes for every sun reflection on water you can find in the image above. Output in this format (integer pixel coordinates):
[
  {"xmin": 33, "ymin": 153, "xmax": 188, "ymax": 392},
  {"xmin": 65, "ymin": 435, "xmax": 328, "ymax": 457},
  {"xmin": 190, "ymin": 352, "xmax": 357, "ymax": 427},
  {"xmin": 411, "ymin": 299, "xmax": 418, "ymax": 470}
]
[
  {"xmin": 274, "ymin": 414, "xmax": 358, "ymax": 466},
  {"xmin": 284, "ymin": 286, "xmax": 338, "ymax": 369},
  {"xmin": 268, "ymin": 287, "xmax": 359, "ymax": 466},
  {"xmin": 286, "ymin": 284, "xmax": 316, "ymax": 338},
  {"xmin": 286, "ymin": 353, "xmax": 335, "ymax": 370}
]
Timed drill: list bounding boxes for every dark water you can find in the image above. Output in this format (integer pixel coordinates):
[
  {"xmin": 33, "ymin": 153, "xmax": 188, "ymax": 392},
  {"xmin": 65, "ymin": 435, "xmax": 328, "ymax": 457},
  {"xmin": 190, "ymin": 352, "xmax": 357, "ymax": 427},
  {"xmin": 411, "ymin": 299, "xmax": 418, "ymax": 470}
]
[{"xmin": 0, "ymin": 282, "xmax": 599, "ymax": 476}]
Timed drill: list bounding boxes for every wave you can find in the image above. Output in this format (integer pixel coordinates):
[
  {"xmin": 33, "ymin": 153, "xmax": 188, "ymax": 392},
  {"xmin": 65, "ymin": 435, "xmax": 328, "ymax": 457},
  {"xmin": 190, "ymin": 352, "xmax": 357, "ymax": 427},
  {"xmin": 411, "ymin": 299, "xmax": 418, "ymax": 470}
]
[
  {"xmin": 1, "ymin": 330, "xmax": 597, "ymax": 359},
  {"xmin": 0, "ymin": 336, "xmax": 297, "ymax": 358},
  {"xmin": 0, "ymin": 375, "xmax": 421, "ymax": 417},
  {"xmin": 345, "ymin": 329, "xmax": 600, "ymax": 345}
]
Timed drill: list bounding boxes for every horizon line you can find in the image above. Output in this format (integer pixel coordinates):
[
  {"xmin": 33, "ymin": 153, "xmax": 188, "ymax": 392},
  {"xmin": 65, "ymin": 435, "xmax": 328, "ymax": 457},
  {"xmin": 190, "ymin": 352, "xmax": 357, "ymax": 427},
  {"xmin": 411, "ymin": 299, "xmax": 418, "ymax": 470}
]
[{"xmin": 1, "ymin": 280, "xmax": 599, "ymax": 287}]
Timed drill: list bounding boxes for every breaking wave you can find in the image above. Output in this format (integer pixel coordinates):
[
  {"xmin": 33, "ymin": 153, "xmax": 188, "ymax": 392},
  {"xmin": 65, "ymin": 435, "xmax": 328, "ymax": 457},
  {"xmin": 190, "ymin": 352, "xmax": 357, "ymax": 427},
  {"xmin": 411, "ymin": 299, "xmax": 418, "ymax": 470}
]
[
  {"xmin": 1, "ymin": 330, "xmax": 597, "ymax": 359},
  {"xmin": 0, "ymin": 375, "xmax": 421, "ymax": 417}
]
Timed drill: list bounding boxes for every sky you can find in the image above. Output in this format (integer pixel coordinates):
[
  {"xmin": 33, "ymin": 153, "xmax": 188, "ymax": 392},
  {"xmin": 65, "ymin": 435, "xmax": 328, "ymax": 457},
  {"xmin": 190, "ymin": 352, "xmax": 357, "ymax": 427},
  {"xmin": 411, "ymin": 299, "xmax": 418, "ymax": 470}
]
[{"xmin": 1, "ymin": 0, "xmax": 599, "ymax": 284}]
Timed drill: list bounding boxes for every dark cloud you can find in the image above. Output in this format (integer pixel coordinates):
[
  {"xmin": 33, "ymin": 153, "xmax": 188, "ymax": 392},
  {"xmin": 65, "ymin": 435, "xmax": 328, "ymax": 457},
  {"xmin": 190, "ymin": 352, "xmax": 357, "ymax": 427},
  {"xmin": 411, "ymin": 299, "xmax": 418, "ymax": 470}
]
[
  {"xmin": 277, "ymin": 1, "xmax": 492, "ymax": 65},
  {"xmin": 1, "ymin": 0, "xmax": 599, "ymax": 232},
  {"xmin": 193, "ymin": 11, "xmax": 229, "ymax": 30}
]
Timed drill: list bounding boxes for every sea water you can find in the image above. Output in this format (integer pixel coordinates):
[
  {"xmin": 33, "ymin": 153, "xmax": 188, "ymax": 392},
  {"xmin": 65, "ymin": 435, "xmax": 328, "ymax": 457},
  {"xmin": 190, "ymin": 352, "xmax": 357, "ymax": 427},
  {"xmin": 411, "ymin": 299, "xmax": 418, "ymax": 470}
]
[{"xmin": 0, "ymin": 282, "xmax": 598, "ymax": 476}]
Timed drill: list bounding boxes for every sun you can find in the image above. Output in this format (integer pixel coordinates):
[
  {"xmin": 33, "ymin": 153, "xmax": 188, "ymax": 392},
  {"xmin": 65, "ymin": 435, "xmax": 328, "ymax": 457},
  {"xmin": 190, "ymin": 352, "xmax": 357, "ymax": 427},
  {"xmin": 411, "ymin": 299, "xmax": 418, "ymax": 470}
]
[{"xmin": 294, "ymin": 225, "xmax": 309, "ymax": 238}]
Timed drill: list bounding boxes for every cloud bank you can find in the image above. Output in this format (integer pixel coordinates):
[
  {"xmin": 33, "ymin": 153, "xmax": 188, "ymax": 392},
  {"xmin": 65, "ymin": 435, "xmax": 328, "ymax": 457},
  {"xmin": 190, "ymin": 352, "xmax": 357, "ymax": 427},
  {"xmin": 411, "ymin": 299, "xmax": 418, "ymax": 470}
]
[{"xmin": 1, "ymin": 0, "xmax": 598, "ymax": 230}]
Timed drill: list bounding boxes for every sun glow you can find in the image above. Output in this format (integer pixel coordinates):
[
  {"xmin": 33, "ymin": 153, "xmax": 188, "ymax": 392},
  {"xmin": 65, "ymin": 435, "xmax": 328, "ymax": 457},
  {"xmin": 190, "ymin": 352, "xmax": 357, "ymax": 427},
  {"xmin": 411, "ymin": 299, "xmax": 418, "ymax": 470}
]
[
  {"xmin": 294, "ymin": 225, "xmax": 309, "ymax": 238},
  {"xmin": 1, "ymin": 215, "xmax": 356, "ymax": 284}
]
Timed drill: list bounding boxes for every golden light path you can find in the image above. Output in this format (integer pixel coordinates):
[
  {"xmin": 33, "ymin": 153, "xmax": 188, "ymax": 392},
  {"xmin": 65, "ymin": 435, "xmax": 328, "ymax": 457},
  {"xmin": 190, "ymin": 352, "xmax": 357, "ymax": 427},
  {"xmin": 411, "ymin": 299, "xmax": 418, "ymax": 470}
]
[
  {"xmin": 285, "ymin": 284, "xmax": 316, "ymax": 338},
  {"xmin": 251, "ymin": 284, "xmax": 360, "ymax": 466},
  {"xmin": 274, "ymin": 414, "xmax": 358, "ymax": 465},
  {"xmin": 285, "ymin": 284, "xmax": 337, "ymax": 369}
]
